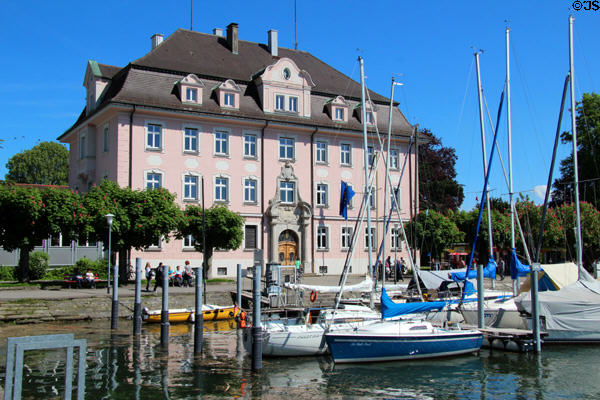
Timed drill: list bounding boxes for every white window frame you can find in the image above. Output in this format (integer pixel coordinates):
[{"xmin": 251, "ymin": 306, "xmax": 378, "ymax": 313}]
[
  {"xmin": 183, "ymin": 234, "xmax": 195, "ymax": 249},
  {"xmin": 279, "ymin": 137, "xmax": 295, "ymax": 161},
  {"xmin": 102, "ymin": 125, "xmax": 109, "ymax": 153},
  {"xmin": 214, "ymin": 175, "xmax": 230, "ymax": 203},
  {"xmin": 391, "ymin": 225, "xmax": 402, "ymax": 250},
  {"xmin": 243, "ymin": 132, "xmax": 257, "ymax": 158},
  {"xmin": 369, "ymin": 185, "xmax": 376, "ymax": 209},
  {"xmin": 341, "ymin": 226, "xmax": 353, "ymax": 250},
  {"xmin": 146, "ymin": 122, "xmax": 163, "ymax": 151},
  {"xmin": 367, "ymin": 146, "xmax": 375, "ymax": 168},
  {"xmin": 340, "ymin": 143, "xmax": 352, "ymax": 166},
  {"xmin": 366, "ymin": 111, "xmax": 375, "ymax": 125},
  {"xmin": 214, "ymin": 128, "xmax": 230, "ymax": 156},
  {"xmin": 146, "ymin": 236, "xmax": 163, "ymax": 251},
  {"xmin": 288, "ymin": 96, "xmax": 298, "ymax": 112},
  {"xmin": 280, "ymin": 181, "xmax": 295, "ymax": 204},
  {"xmin": 364, "ymin": 227, "xmax": 375, "ymax": 250},
  {"xmin": 390, "ymin": 148, "xmax": 399, "ymax": 170},
  {"xmin": 183, "ymin": 125, "xmax": 200, "ymax": 154},
  {"xmin": 315, "ymin": 141, "xmax": 328, "ymax": 164},
  {"xmin": 275, "ymin": 94, "xmax": 285, "ymax": 111},
  {"xmin": 243, "ymin": 177, "xmax": 258, "ymax": 204},
  {"xmin": 334, "ymin": 107, "xmax": 345, "ymax": 121},
  {"xmin": 145, "ymin": 170, "xmax": 163, "ymax": 190},
  {"xmin": 183, "ymin": 173, "xmax": 200, "ymax": 201},
  {"xmin": 224, "ymin": 92, "xmax": 235, "ymax": 107},
  {"xmin": 186, "ymin": 87, "xmax": 198, "ymax": 102},
  {"xmin": 316, "ymin": 182, "xmax": 328, "ymax": 207},
  {"xmin": 316, "ymin": 225, "xmax": 329, "ymax": 251}
]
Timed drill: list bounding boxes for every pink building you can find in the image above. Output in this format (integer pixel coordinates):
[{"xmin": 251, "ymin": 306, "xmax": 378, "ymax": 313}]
[{"xmin": 58, "ymin": 23, "xmax": 418, "ymax": 278}]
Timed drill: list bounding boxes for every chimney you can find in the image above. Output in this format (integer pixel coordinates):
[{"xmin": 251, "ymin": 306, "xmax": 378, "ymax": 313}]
[
  {"xmin": 226, "ymin": 23, "xmax": 239, "ymax": 55},
  {"xmin": 268, "ymin": 29, "xmax": 278, "ymax": 57},
  {"xmin": 151, "ymin": 33, "xmax": 164, "ymax": 50},
  {"xmin": 213, "ymin": 28, "xmax": 224, "ymax": 37}
]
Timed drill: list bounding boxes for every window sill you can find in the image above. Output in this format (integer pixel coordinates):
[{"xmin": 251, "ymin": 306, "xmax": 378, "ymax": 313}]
[
  {"xmin": 243, "ymin": 201, "xmax": 259, "ymax": 206},
  {"xmin": 182, "ymin": 248, "xmax": 197, "ymax": 252},
  {"xmin": 213, "ymin": 153, "xmax": 231, "ymax": 158},
  {"xmin": 340, "ymin": 164, "xmax": 353, "ymax": 168},
  {"xmin": 243, "ymin": 156, "xmax": 258, "ymax": 160},
  {"xmin": 183, "ymin": 198, "xmax": 199, "ymax": 203},
  {"xmin": 315, "ymin": 161, "xmax": 329, "ymax": 166},
  {"xmin": 183, "ymin": 151, "xmax": 200, "ymax": 156},
  {"xmin": 278, "ymin": 158, "xmax": 296, "ymax": 163},
  {"xmin": 144, "ymin": 248, "xmax": 162, "ymax": 252},
  {"xmin": 316, "ymin": 248, "xmax": 329, "ymax": 252},
  {"xmin": 182, "ymin": 101, "xmax": 202, "ymax": 106},
  {"xmin": 145, "ymin": 148, "xmax": 163, "ymax": 153},
  {"xmin": 214, "ymin": 200, "xmax": 230, "ymax": 205}
]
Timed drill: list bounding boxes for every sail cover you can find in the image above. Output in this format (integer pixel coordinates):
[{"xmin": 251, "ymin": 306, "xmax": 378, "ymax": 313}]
[
  {"xmin": 510, "ymin": 248, "xmax": 531, "ymax": 279},
  {"xmin": 381, "ymin": 288, "xmax": 446, "ymax": 319},
  {"xmin": 283, "ymin": 274, "xmax": 373, "ymax": 294},
  {"xmin": 515, "ymin": 269, "xmax": 600, "ymax": 338},
  {"xmin": 450, "ymin": 257, "xmax": 497, "ymax": 281}
]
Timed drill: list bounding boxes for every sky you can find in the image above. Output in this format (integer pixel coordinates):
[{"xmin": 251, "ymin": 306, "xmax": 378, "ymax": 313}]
[{"xmin": 1, "ymin": 1, "xmax": 598, "ymax": 210}]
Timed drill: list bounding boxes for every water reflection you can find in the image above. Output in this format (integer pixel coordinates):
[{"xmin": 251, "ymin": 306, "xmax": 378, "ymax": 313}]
[{"xmin": 1, "ymin": 320, "xmax": 600, "ymax": 399}]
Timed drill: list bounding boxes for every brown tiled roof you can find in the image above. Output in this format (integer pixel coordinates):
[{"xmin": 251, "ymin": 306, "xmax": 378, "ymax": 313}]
[
  {"xmin": 98, "ymin": 63, "xmax": 121, "ymax": 79},
  {"xmin": 60, "ymin": 28, "xmax": 414, "ymax": 139}
]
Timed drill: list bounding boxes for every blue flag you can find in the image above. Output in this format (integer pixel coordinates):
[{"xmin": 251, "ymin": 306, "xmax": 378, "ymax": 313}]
[{"xmin": 339, "ymin": 181, "xmax": 355, "ymax": 220}]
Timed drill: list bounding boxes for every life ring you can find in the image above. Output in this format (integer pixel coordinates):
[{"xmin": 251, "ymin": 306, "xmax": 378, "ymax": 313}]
[{"xmin": 310, "ymin": 291, "xmax": 318, "ymax": 302}]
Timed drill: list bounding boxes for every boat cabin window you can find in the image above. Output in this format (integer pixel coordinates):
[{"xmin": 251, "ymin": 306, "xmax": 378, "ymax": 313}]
[{"xmin": 409, "ymin": 325, "xmax": 428, "ymax": 331}]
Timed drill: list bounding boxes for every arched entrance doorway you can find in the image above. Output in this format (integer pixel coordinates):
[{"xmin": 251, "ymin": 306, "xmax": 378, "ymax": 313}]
[{"xmin": 278, "ymin": 230, "xmax": 298, "ymax": 266}]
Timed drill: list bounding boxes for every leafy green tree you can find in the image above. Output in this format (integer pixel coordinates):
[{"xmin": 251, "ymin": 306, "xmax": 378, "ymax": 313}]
[
  {"xmin": 418, "ymin": 129, "xmax": 464, "ymax": 211},
  {"xmin": 553, "ymin": 93, "xmax": 600, "ymax": 209},
  {"xmin": 177, "ymin": 205, "xmax": 244, "ymax": 280},
  {"xmin": 5, "ymin": 142, "xmax": 69, "ymax": 185},
  {"xmin": 83, "ymin": 181, "xmax": 181, "ymax": 284},
  {"xmin": 405, "ymin": 209, "xmax": 464, "ymax": 264},
  {"xmin": 553, "ymin": 201, "xmax": 600, "ymax": 266},
  {"xmin": 0, "ymin": 185, "xmax": 87, "ymax": 281}
]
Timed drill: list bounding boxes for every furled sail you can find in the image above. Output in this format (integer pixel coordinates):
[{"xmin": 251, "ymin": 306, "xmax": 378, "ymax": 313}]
[
  {"xmin": 284, "ymin": 274, "xmax": 373, "ymax": 294},
  {"xmin": 381, "ymin": 288, "xmax": 446, "ymax": 319}
]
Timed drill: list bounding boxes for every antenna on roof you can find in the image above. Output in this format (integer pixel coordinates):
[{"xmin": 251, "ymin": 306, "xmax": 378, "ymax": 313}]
[
  {"xmin": 294, "ymin": 0, "xmax": 298, "ymax": 50},
  {"xmin": 191, "ymin": 0, "xmax": 193, "ymax": 31}
]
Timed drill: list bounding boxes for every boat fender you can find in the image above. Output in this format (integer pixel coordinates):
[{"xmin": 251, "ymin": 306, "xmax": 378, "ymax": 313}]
[
  {"xmin": 310, "ymin": 291, "xmax": 318, "ymax": 302},
  {"xmin": 238, "ymin": 311, "xmax": 247, "ymax": 328}
]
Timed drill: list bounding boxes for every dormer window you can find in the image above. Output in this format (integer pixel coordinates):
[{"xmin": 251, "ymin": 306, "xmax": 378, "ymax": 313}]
[
  {"xmin": 186, "ymin": 88, "xmax": 198, "ymax": 102},
  {"xmin": 224, "ymin": 93, "xmax": 235, "ymax": 107},
  {"xmin": 215, "ymin": 79, "xmax": 241, "ymax": 109},
  {"xmin": 177, "ymin": 74, "xmax": 204, "ymax": 106},
  {"xmin": 327, "ymin": 96, "xmax": 349, "ymax": 123},
  {"xmin": 366, "ymin": 111, "xmax": 375, "ymax": 125}
]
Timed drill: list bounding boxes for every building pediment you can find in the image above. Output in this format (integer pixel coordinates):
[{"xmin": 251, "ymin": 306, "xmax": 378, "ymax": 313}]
[{"xmin": 257, "ymin": 57, "xmax": 315, "ymax": 88}]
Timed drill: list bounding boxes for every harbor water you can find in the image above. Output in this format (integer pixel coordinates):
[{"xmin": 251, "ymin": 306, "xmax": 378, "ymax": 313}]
[{"xmin": 1, "ymin": 319, "xmax": 600, "ymax": 399}]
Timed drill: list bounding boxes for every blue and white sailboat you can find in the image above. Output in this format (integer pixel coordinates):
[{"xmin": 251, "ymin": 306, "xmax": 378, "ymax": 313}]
[{"xmin": 325, "ymin": 289, "xmax": 483, "ymax": 363}]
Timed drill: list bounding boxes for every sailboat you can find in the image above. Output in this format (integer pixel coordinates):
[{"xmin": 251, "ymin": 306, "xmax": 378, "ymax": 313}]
[{"xmin": 514, "ymin": 16, "xmax": 600, "ymax": 343}]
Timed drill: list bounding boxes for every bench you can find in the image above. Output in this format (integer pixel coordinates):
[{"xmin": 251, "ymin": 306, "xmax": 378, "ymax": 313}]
[{"xmin": 63, "ymin": 274, "xmax": 100, "ymax": 289}]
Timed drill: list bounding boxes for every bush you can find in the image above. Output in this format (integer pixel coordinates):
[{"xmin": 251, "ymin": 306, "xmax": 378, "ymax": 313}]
[
  {"xmin": 29, "ymin": 251, "xmax": 49, "ymax": 280},
  {"xmin": 0, "ymin": 266, "xmax": 16, "ymax": 281},
  {"xmin": 75, "ymin": 257, "xmax": 108, "ymax": 279}
]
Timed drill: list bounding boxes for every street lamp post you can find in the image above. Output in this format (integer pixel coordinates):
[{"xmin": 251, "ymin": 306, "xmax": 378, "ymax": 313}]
[{"xmin": 106, "ymin": 214, "xmax": 114, "ymax": 295}]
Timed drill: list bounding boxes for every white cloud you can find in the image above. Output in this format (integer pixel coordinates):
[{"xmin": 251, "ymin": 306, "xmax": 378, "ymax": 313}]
[{"xmin": 533, "ymin": 185, "xmax": 547, "ymax": 201}]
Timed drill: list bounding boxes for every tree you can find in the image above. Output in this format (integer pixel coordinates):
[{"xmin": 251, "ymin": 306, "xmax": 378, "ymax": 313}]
[
  {"xmin": 5, "ymin": 142, "xmax": 69, "ymax": 185},
  {"xmin": 553, "ymin": 93, "xmax": 600, "ymax": 209},
  {"xmin": 177, "ymin": 205, "xmax": 244, "ymax": 280},
  {"xmin": 418, "ymin": 129, "xmax": 464, "ymax": 211},
  {"xmin": 0, "ymin": 185, "xmax": 87, "ymax": 281},
  {"xmin": 405, "ymin": 209, "xmax": 464, "ymax": 265},
  {"xmin": 83, "ymin": 181, "xmax": 181, "ymax": 284},
  {"xmin": 553, "ymin": 201, "xmax": 600, "ymax": 267}
]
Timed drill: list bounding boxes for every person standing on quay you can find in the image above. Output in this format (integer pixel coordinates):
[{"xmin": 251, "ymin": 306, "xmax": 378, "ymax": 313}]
[{"xmin": 145, "ymin": 262, "xmax": 153, "ymax": 291}]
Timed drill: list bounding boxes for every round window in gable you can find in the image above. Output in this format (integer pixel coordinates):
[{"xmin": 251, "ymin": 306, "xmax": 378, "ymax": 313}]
[{"xmin": 282, "ymin": 67, "xmax": 291, "ymax": 80}]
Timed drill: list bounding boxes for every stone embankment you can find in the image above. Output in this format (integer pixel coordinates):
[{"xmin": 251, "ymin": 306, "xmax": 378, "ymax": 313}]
[{"xmin": 0, "ymin": 285, "xmax": 234, "ymax": 325}]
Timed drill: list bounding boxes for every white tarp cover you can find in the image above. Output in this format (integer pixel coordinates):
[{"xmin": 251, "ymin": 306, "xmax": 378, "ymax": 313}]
[
  {"xmin": 516, "ymin": 268, "xmax": 600, "ymax": 336},
  {"xmin": 283, "ymin": 275, "xmax": 373, "ymax": 294},
  {"xmin": 410, "ymin": 269, "xmax": 476, "ymax": 290},
  {"xmin": 518, "ymin": 262, "xmax": 579, "ymax": 294}
]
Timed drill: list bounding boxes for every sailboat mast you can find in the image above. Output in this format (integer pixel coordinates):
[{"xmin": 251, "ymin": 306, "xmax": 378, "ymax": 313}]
[
  {"xmin": 569, "ymin": 15, "xmax": 583, "ymax": 276},
  {"xmin": 506, "ymin": 28, "xmax": 515, "ymax": 251},
  {"xmin": 475, "ymin": 52, "xmax": 495, "ymax": 261},
  {"xmin": 383, "ymin": 78, "xmax": 397, "ymax": 291},
  {"xmin": 359, "ymin": 57, "xmax": 375, "ymax": 308}
]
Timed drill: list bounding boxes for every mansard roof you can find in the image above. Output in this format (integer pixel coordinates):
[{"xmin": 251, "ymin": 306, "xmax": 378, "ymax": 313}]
[{"xmin": 60, "ymin": 28, "xmax": 414, "ymax": 139}]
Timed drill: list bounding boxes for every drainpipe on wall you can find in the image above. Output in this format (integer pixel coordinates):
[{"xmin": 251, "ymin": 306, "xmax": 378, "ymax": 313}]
[
  {"xmin": 128, "ymin": 105, "xmax": 136, "ymax": 188},
  {"xmin": 261, "ymin": 121, "xmax": 268, "ymax": 265},
  {"xmin": 310, "ymin": 126, "xmax": 318, "ymax": 275}
]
